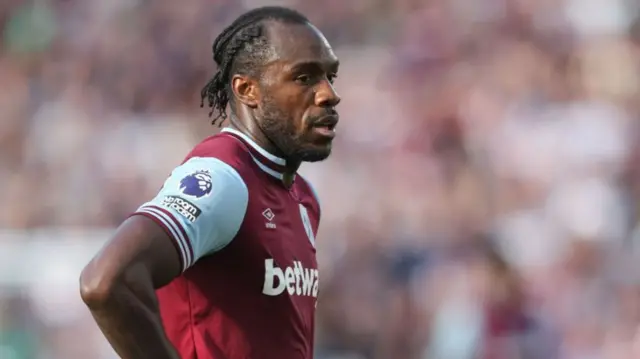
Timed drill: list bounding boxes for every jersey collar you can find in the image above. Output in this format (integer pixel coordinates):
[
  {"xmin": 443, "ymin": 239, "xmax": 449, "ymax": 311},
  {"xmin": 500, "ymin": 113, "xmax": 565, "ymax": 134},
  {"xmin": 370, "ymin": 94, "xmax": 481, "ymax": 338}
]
[{"xmin": 221, "ymin": 127, "xmax": 291, "ymax": 181}]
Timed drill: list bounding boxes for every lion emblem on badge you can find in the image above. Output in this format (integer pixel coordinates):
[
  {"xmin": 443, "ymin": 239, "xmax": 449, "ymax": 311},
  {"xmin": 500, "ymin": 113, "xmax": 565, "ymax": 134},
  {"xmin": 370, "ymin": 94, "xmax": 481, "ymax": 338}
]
[{"xmin": 179, "ymin": 170, "xmax": 213, "ymax": 198}]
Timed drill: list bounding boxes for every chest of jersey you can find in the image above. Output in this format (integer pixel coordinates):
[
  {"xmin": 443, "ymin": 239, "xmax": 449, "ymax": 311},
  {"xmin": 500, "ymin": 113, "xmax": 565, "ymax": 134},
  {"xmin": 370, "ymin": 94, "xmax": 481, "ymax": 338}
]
[
  {"xmin": 237, "ymin": 179, "xmax": 319, "ymax": 298},
  {"xmin": 186, "ymin": 176, "xmax": 319, "ymax": 303},
  {"xmin": 178, "ymin": 176, "xmax": 319, "ymax": 351},
  {"xmin": 155, "ymin": 133, "xmax": 321, "ymax": 358},
  {"xmin": 246, "ymin": 183, "xmax": 317, "ymax": 254}
]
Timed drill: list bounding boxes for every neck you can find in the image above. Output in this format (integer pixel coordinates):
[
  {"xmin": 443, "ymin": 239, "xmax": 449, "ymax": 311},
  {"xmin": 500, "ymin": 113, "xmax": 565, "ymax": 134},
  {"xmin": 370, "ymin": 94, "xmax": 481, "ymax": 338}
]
[{"xmin": 227, "ymin": 115, "xmax": 301, "ymax": 179}]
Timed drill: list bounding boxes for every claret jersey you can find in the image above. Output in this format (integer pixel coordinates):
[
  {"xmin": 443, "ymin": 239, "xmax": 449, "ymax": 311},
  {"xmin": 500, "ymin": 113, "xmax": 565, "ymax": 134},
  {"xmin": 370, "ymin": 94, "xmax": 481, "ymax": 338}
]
[{"xmin": 132, "ymin": 128, "xmax": 321, "ymax": 359}]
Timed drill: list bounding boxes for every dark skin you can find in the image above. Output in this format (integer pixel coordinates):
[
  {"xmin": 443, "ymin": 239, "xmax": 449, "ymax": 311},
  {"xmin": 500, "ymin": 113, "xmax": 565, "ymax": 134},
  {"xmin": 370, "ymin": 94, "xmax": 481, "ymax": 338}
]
[
  {"xmin": 230, "ymin": 21, "xmax": 341, "ymax": 186},
  {"xmin": 79, "ymin": 21, "xmax": 340, "ymax": 359}
]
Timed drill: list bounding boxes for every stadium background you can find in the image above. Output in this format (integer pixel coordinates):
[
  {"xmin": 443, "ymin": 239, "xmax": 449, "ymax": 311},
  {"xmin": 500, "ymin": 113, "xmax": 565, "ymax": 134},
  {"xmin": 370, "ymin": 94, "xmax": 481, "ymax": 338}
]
[{"xmin": 1, "ymin": 0, "xmax": 640, "ymax": 358}]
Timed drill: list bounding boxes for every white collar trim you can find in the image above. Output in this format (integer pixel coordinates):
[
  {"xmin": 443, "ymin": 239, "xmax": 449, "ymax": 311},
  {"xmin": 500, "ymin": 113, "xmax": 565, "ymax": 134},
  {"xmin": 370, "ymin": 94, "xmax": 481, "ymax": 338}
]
[{"xmin": 221, "ymin": 127, "xmax": 286, "ymax": 166}]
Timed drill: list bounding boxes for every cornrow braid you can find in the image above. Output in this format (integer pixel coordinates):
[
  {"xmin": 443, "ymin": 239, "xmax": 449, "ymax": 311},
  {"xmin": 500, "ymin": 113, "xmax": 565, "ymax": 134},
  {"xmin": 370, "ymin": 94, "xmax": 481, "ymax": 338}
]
[
  {"xmin": 200, "ymin": 25, "xmax": 263, "ymax": 123},
  {"xmin": 200, "ymin": 6, "xmax": 309, "ymax": 126}
]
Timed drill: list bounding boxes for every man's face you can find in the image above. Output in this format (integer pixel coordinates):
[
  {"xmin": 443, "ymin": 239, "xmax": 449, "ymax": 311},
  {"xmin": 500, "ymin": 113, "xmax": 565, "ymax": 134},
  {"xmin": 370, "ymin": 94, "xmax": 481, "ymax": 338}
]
[{"xmin": 255, "ymin": 22, "xmax": 341, "ymax": 162}]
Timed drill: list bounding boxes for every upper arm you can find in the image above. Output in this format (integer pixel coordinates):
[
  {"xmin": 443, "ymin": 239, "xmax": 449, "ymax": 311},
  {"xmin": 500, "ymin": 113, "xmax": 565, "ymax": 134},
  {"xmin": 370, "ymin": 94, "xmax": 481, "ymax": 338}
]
[
  {"xmin": 83, "ymin": 215, "xmax": 183, "ymax": 292},
  {"xmin": 83, "ymin": 157, "xmax": 248, "ymax": 291},
  {"xmin": 134, "ymin": 157, "xmax": 249, "ymax": 272}
]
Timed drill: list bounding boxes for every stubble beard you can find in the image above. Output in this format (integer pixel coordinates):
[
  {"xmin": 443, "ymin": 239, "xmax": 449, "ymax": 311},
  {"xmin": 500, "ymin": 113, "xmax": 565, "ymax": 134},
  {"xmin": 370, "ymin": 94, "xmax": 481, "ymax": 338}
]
[{"xmin": 259, "ymin": 102, "xmax": 332, "ymax": 163}]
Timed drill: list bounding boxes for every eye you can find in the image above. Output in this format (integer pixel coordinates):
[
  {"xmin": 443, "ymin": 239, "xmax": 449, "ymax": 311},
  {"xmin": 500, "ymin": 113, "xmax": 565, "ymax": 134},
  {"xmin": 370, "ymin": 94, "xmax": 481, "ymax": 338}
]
[
  {"xmin": 295, "ymin": 74, "xmax": 312, "ymax": 85},
  {"xmin": 327, "ymin": 73, "xmax": 338, "ymax": 84}
]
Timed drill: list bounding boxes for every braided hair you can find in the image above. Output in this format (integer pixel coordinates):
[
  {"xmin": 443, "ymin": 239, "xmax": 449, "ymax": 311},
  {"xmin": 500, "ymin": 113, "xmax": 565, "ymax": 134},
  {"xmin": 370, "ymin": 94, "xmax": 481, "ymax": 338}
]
[{"xmin": 200, "ymin": 6, "xmax": 309, "ymax": 126}]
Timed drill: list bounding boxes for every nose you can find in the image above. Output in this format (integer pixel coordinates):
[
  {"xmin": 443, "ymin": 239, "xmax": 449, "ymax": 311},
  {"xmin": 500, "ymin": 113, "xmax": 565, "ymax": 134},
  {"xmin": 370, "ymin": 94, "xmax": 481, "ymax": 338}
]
[{"xmin": 314, "ymin": 80, "xmax": 341, "ymax": 108}]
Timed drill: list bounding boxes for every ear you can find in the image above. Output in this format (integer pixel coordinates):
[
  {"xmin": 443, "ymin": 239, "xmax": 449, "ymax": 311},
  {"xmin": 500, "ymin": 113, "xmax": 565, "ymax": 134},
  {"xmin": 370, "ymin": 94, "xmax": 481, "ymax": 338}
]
[{"xmin": 231, "ymin": 74, "xmax": 260, "ymax": 108}]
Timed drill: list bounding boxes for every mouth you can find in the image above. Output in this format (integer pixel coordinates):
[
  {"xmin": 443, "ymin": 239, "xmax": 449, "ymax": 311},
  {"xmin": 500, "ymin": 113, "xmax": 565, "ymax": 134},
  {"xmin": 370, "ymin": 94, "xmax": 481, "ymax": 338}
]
[{"xmin": 311, "ymin": 115, "xmax": 339, "ymax": 138}]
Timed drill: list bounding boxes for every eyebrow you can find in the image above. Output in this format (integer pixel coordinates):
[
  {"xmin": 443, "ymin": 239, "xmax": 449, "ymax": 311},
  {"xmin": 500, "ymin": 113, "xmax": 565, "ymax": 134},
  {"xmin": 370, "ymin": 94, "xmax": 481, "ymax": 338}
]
[{"xmin": 287, "ymin": 59, "xmax": 340, "ymax": 72}]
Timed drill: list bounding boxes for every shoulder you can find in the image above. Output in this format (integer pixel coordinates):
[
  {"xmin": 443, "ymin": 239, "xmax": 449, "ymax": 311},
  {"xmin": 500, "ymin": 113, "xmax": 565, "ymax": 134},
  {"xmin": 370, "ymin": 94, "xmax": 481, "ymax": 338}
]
[
  {"xmin": 185, "ymin": 132, "xmax": 253, "ymax": 174},
  {"xmin": 154, "ymin": 156, "xmax": 249, "ymax": 222},
  {"xmin": 171, "ymin": 156, "xmax": 246, "ymax": 195},
  {"xmin": 135, "ymin": 154, "xmax": 250, "ymax": 270}
]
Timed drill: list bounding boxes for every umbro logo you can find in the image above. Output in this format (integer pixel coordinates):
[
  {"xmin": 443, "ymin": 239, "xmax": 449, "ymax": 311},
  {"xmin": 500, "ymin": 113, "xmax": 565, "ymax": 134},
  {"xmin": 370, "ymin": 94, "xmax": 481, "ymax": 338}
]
[
  {"xmin": 262, "ymin": 208, "xmax": 275, "ymax": 221},
  {"xmin": 263, "ymin": 208, "xmax": 276, "ymax": 229}
]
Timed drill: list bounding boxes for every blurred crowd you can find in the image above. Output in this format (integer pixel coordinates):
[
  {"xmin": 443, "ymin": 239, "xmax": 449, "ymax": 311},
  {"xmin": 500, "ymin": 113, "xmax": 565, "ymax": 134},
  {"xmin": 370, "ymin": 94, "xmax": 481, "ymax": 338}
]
[{"xmin": 1, "ymin": 0, "xmax": 640, "ymax": 358}]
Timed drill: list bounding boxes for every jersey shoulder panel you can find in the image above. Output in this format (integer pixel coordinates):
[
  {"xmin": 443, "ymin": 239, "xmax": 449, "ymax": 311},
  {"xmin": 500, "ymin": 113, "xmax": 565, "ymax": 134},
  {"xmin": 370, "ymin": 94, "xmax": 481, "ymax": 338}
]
[
  {"xmin": 185, "ymin": 133, "xmax": 255, "ymax": 175},
  {"xmin": 133, "ymin": 156, "xmax": 249, "ymax": 271}
]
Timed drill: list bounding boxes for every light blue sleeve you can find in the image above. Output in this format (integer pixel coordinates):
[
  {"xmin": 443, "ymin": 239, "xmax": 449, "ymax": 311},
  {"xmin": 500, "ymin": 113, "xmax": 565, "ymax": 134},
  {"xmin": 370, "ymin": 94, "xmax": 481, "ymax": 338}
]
[{"xmin": 133, "ymin": 157, "xmax": 248, "ymax": 271}]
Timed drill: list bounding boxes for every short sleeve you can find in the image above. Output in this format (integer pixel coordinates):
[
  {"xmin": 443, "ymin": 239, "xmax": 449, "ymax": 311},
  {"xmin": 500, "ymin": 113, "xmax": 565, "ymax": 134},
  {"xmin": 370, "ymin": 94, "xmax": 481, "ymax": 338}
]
[{"xmin": 133, "ymin": 157, "xmax": 248, "ymax": 271}]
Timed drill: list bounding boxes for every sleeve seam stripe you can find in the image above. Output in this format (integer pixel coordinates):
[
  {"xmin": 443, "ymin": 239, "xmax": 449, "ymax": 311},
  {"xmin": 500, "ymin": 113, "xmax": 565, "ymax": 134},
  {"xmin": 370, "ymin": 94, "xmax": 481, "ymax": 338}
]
[
  {"xmin": 137, "ymin": 208, "xmax": 189, "ymax": 268},
  {"xmin": 133, "ymin": 211, "xmax": 188, "ymax": 271},
  {"xmin": 142, "ymin": 206, "xmax": 192, "ymax": 266},
  {"xmin": 147, "ymin": 205, "xmax": 195, "ymax": 264},
  {"xmin": 138, "ymin": 207, "xmax": 191, "ymax": 270}
]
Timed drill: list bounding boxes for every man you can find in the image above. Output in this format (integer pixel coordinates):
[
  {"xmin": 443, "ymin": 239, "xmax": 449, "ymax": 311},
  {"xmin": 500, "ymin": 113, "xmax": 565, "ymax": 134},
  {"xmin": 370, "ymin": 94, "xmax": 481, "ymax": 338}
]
[{"xmin": 79, "ymin": 6, "xmax": 340, "ymax": 359}]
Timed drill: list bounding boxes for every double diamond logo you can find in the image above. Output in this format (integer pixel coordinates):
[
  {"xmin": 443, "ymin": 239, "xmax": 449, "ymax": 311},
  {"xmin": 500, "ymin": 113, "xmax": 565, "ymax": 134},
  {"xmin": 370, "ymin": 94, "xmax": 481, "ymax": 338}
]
[
  {"xmin": 262, "ymin": 208, "xmax": 275, "ymax": 221},
  {"xmin": 263, "ymin": 208, "xmax": 276, "ymax": 229}
]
